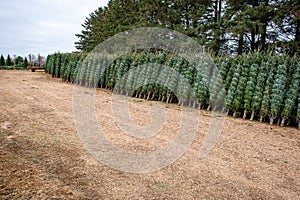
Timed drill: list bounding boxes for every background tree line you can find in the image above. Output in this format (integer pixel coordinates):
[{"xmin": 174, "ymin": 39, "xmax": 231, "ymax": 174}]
[
  {"xmin": 75, "ymin": 0, "xmax": 300, "ymax": 56},
  {"xmin": 0, "ymin": 54, "xmax": 46, "ymax": 70}
]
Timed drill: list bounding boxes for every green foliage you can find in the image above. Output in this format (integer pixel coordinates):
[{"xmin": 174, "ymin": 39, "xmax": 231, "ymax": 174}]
[
  {"xmin": 75, "ymin": 0, "xmax": 300, "ymax": 56},
  {"xmin": 269, "ymin": 64, "xmax": 288, "ymax": 124},
  {"xmin": 0, "ymin": 54, "xmax": 28, "ymax": 70},
  {"xmin": 225, "ymin": 63, "xmax": 242, "ymax": 113},
  {"xmin": 14, "ymin": 56, "xmax": 24, "ymax": 65},
  {"xmin": 281, "ymin": 63, "xmax": 300, "ymax": 126},
  {"xmin": 6, "ymin": 55, "xmax": 12, "ymax": 66},
  {"xmin": 251, "ymin": 61, "xmax": 268, "ymax": 114},
  {"xmin": 0, "ymin": 54, "xmax": 5, "ymax": 66},
  {"xmin": 243, "ymin": 63, "xmax": 259, "ymax": 118},
  {"xmin": 232, "ymin": 61, "xmax": 249, "ymax": 116},
  {"xmin": 260, "ymin": 62, "xmax": 275, "ymax": 122},
  {"xmin": 46, "ymin": 51, "xmax": 300, "ymax": 129}
]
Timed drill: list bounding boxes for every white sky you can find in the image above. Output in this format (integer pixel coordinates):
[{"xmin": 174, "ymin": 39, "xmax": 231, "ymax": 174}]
[{"xmin": 0, "ymin": 0, "xmax": 109, "ymax": 57}]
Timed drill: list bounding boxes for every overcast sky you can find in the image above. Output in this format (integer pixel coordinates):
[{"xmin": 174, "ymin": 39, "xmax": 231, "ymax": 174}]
[{"xmin": 0, "ymin": 0, "xmax": 109, "ymax": 57}]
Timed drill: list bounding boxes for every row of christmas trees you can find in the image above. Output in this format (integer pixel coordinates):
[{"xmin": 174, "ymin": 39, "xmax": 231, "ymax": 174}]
[{"xmin": 45, "ymin": 51, "xmax": 300, "ymax": 129}]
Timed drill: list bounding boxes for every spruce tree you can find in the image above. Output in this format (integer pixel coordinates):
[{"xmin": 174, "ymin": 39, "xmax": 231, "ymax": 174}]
[
  {"xmin": 281, "ymin": 63, "xmax": 300, "ymax": 126},
  {"xmin": 225, "ymin": 63, "xmax": 242, "ymax": 116},
  {"xmin": 0, "ymin": 54, "xmax": 5, "ymax": 66},
  {"xmin": 243, "ymin": 63, "xmax": 259, "ymax": 119},
  {"xmin": 232, "ymin": 62, "xmax": 249, "ymax": 117},
  {"xmin": 260, "ymin": 62, "xmax": 275, "ymax": 123},
  {"xmin": 23, "ymin": 57, "xmax": 28, "ymax": 68},
  {"xmin": 269, "ymin": 64, "xmax": 288, "ymax": 125},
  {"xmin": 250, "ymin": 61, "xmax": 268, "ymax": 120},
  {"xmin": 6, "ymin": 55, "xmax": 12, "ymax": 66}
]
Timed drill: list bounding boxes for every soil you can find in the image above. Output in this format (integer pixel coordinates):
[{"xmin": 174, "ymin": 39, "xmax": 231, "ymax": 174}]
[{"xmin": 0, "ymin": 70, "xmax": 300, "ymax": 199}]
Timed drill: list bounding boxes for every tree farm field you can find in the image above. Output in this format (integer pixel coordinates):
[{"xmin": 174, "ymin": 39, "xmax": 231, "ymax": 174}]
[{"xmin": 1, "ymin": 70, "xmax": 300, "ymax": 199}]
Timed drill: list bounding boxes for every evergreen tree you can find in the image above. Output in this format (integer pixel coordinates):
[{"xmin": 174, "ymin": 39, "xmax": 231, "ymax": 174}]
[
  {"xmin": 6, "ymin": 55, "xmax": 12, "ymax": 66},
  {"xmin": 23, "ymin": 57, "xmax": 28, "ymax": 68},
  {"xmin": 260, "ymin": 62, "xmax": 275, "ymax": 122},
  {"xmin": 250, "ymin": 61, "xmax": 268, "ymax": 120},
  {"xmin": 232, "ymin": 61, "xmax": 249, "ymax": 117},
  {"xmin": 281, "ymin": 63, "xmax": 300, "ymax": 126},
  {"xmin": 225, "ymin": 63, "xmax": 242, "ymax": 115},
  {"xmin": 243, "ymin": 63, "xmax": 259, "ymax": 119},
  {"xmin": 269, "ymin": 64, "xmax": 287, "ymax": 125},
  {"xmin": 0, "ymin": 54, "xmax": 5, "ymax": 66}
]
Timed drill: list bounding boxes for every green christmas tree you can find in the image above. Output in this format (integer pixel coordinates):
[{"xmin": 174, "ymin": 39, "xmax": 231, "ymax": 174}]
[
  {"xmin": 250, "ymin": 61, "xmax": 268, "ymax": 121},
  {"xmin": 0, "ymin": 54, "xmax": 6, "ymax": 66},
  {"xmin": 281, "ymin": 63, "xmax": 300, "ymax": 126},
  {"xmin": 23, "ymin": 57, "xmax": 28, "ymax": 68},
  {"xmin": 260, "ymin": 61, "xmax": 275, "ymax": 123},
  {"xmin": 225, "ymin": 63, "xmax": 242, "ymax": 116},
  {"xmin": 243, "ymin": 63, "xmax": 259, "ymax": 119},
  {"xmin": 269, "ymin": 64, "xmax": 287, "ymax": 125},
  {"xmin": 6, "ymin": 55, "xmax": 12, "ymax": 66},
  {"xmin": 232, "ymin": 62, "xmax": 249, "ymax": 118}
]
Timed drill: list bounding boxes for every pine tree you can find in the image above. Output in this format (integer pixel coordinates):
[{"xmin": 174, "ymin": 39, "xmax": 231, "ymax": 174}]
[
  {"xmin": 0, "ymin": 54, "xmax": 5, "ymax": 66},
  {"xmin": 281, "ymin": 63, "xmax": 300, "ymax": 126},
  {"xmin": 6, "ymin": 55, "xmax": 12, "ymax": 66},
  {"xmin": 232, "ymin": 61, "xmax": 249, "ymax": 117},
  {"xmin": 269, "ymin": 64, "xmax": 288, "ymax": 125},
  {"xmin": 250, "ymin": 61, "xmax": 268, "ymax": 120},
  {"xmin": 225, "ymin": 63, "xmax": 242, "ymax": 115},
  {"xmin": 23, "ymin": 57, "xmax": 28, "ymax": 68},
  {"xmin": 243, "ymin": 63, "xmax": 259, "ymax": 119},
  {"xmin": 260, "ymin": 62, "xmax": 275, "ymax": 122}
]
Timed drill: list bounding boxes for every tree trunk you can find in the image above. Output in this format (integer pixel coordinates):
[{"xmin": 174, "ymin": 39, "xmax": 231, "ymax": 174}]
[
  {"xmin": 193, "ymin": 100, "xmax": 196, "ymax": 108},
  {"xmin": 207, "ymin": 105, "xmax": 211, "ymax": 111},
  {"xmin": 221, "ymin": 107, "xmax": 226, "ymax": 113},
  {"xmin": 198, "ymin": 102, "xmax": 202, "ymax": 110},
  {"xmin": 170, "ymin": 96, "xmax": 174, "ymax": 104},
  {"xmin": 280, "ymin": 117, "xmax": 286, "ymax": 127},
  {"xmin": 243, "ymin": 109, "xmax": 247, "ymax": 120},
  {"xmin": 260, "ymin": 116, "xmax": 263, "ymax": 123},
  {"xmin": 298, "ymin": 122, "xmax": 300, "ymax": 130},
  {"xmin": 250, "ymin": 110, "xmax": 255, "ymax": 121},
  {"xmin": 233, "ymin": 111, "xmax": 237, "ymax": 118},
  {"xmin": 237, "ymin": 32, "xmax": 244, "ymax": 55},
  {"xmin": 213, "ymin": 105, "xmax": 217, "ymax": 111},
  {"xmin": 147, "ymin": 92, "xmax": 151, "ymax": 100},
  {"xmin": 270, "ymin": 117, "xmax": 275, "ymax": 126},
  {"xmin": 151, "ymin": 93, "xmax": 156, "ymax": 100},
  {"xmin": 226, "ymin": 110, "xmax": 230, "ymax": 116},
  {"xmin": 277, "ymin": 118, "xmax": 281, "ymax": 126}
]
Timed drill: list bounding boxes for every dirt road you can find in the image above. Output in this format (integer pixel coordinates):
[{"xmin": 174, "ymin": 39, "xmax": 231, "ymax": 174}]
[{"xmin": 0, "ymin": 70, "xmax": 300, "ymax": 199}]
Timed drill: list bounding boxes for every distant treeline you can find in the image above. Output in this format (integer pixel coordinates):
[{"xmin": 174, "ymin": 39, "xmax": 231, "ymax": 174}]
[
  {"xmin": 0, "ymin": 54, "xmax": 28, "ymax": 70},
  {"xmin": 45, "ymin": 51, "xmax": 300, "ymax": 129},
  {"xmin": 0, "ymin": 54, "xmax": 46, "ymax": 70}
]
